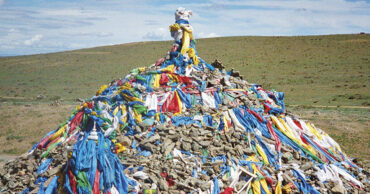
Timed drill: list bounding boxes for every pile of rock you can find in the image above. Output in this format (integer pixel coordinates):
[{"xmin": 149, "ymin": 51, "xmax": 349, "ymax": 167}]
[
  {"xmin": 0, "ymin": 7, "xmax": 369, "ymax": 194},
  {"xmin": 0, "ymin": 147, "xmax": 67, "ymax": 193}
]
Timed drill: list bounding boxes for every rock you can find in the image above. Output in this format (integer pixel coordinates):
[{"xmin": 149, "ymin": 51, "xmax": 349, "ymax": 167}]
[
  {"xmin": 189, "ymin": 129, "xmax": 199, "ymax": 138},
  {"xmin": 331, "ymin": 184, "xmax": 346, "ymax": 194},
  {"xmin": 234, "ymin": 145, "xmax": 244, "ymax": 156},
  {"xmin": 47, "ymin": 165, "xmax": 62, "ymax": 176},
  {"xmin": 8, "ymin": 180, "xmax": 17, "ymax": 189},
  {"xmin": 164, "ymin": 143, "xmax": 176, "ymax": 157},
  {"xmin": 191, "ymin": 142, "xmax": 201, "ymax": 151},
  {"xmin": 282, "ymin": 173, "xmax": 294, "ymax": 184},
  {"xmin": 211, "ymin": 59, "xmax": 225, "ymax": 70},
  {"xmin": 233, "ymin": 132, "xmax": 241, "ymax": 140},
  {"xmin": 212, "ymin": 139, "xmax": 221, "ymax": 147},
  {"xmin": 76, "ymin": 98, "xmax": 84, "ymax": 102},
  {"xmin": 198, "ymin": 141, "xmax": 211, "ymax": 147},
  {"xmin": 293, "ymin": 151, "xmax": 300, "ymax": 160},
  {"xmin": 200, "ymin": 174, "xmax": 210, "ymax": 181},
  {"xmin": 4, "ymin": 173, "xmax": 10, "ymax": 180},
  {"xmin": 282, "ymin": 152, "xmax": 292, "ymax": 162},
  {"xmin": 117, "ymin": 135, "xmax": 132, "ymax": 146},
  {"xmin": 243, "ymin": 147, "xmax": 254, "ymax": 155},
  {"xmin": 181, "ymin": 141, "xmax": 191, "ymax": 151},
  {"xmin": 140, "ymin": 134, "xmax": 160, "ymax": 145},
  {"xmin": 18, "ymin": 170, "xmax": 26, "ymax": 176},
  {"xmin": 301, "ymin": 162, "xmax": 314, "ymax": 171}
]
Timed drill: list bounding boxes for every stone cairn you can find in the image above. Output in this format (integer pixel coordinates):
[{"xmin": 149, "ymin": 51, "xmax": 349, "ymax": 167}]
[{"xmin": 0, "ymin": 7, "xmax": 369, "ymax": 194}]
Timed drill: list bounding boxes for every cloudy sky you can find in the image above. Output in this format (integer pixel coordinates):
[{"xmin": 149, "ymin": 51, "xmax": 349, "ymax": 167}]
[{"xmin": 0, "ymin": 0, "xmax": 369, "ymax": 56}]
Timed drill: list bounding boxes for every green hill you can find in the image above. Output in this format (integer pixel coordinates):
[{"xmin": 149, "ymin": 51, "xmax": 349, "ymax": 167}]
[
  {"xmin": 0, "ymin": 34, "xmax": 369, "ymax": 159},
  {"xmin": 1, "ymin": 34, "xmax": 369, "ymax": 106}
]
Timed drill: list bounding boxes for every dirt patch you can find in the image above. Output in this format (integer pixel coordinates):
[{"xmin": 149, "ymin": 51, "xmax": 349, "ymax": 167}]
[{"xmin": 0, "ymin": 104, "xmax": 76, "ymax": 154}]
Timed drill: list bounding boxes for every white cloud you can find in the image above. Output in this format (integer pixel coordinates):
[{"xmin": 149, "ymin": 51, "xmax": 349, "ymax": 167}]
[
  {"xmin": 67, "ymin": 43, "xmax": 86, "ymax": 49},
  {"xmin": 193, "ymin": 0, "xmax": 370, "ymax": 36},
  {"xmin": 142, "ymin": 27, "xmax": 171, "ymax": 40},
  {"xmin": 9, "ymin": 28, "xmax": 17, "ymax": 33},
  {"xmin": 63, "ymin": 31, "xmax": 113, "ymax": 38},
  {"xmin": 209, "ymin": 0, "xmax": 369, "ymax": 12},
  {"xmin": 24, "ymin": 34, "xmax": 43, "ymax": 46},
  {"xmin": 40, "ymin": 9, "xmax": 89, "ymax": 17},
  {"xmin": 98, "ymin": 32, "xmax": 113, "ymax": 37},
  {"xmin": 197, "ymin": 32, "xmax": 219, "ymax": 38}
]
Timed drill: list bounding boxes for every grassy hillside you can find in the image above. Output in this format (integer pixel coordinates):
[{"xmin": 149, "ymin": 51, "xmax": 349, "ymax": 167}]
[
  {"xmin": 0, "ymin": 34, "xmax": 369, "ymax": 160},
  {"xmin": 0, "ymin": 34, "xmax": 369, "ymax": 106}
]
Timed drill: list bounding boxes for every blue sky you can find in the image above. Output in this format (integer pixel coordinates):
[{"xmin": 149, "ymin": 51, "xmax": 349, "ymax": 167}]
[{"xmin": 0, "ymin": 0, "xmax": 369, "ymax": 56}]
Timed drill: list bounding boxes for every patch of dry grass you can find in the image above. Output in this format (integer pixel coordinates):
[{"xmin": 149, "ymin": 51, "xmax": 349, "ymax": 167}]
[{"xmin": 0, "ymin": 104, "xmax": 76, "ymax": 154}]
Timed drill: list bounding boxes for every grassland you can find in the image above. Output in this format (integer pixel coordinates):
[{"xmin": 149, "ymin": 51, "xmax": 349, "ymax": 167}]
[{"xmin": 0, "ymin": 34, "xmax": 369, "ymax": 160}]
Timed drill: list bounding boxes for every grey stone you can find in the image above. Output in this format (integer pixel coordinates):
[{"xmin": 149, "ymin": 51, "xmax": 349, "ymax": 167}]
[
  {"xmin": 198, "ymin": 141, "xmax": 211, "ymax": 147},
  {"xmin": 117, "ymin": 135, "xmax": 132, "ymax": 146},
  {"xmin": 191, "ymin": 142, "xmax": 201, "ymax": 151},
  {"xmin": 140, "ymin": 134, "xmax": 160, "ymax": 145},
  {"xmin": 293, "ymin": 151, "xmax": 300, "ymax": 160},
  {"xmin": 282, "ymin": 152, "xmax": 292, "ymax": 162},
  {"xmin": 164, "ymin": 143, "xmax": 176, "ymax": 157},
  {"xmin": 182, "ymin": 141, "xmax": 191, "ymax": 151},
  {"xmin": 331, "ymin": 184, "xmax": 346, "ymax": 194},
  {"xmin": 301, "ymin": 162, "xmax": 314, "ymax": 171},
  {"xmin": 8, "ymin": 181, "xmax": 17, "ymax": 189}
]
